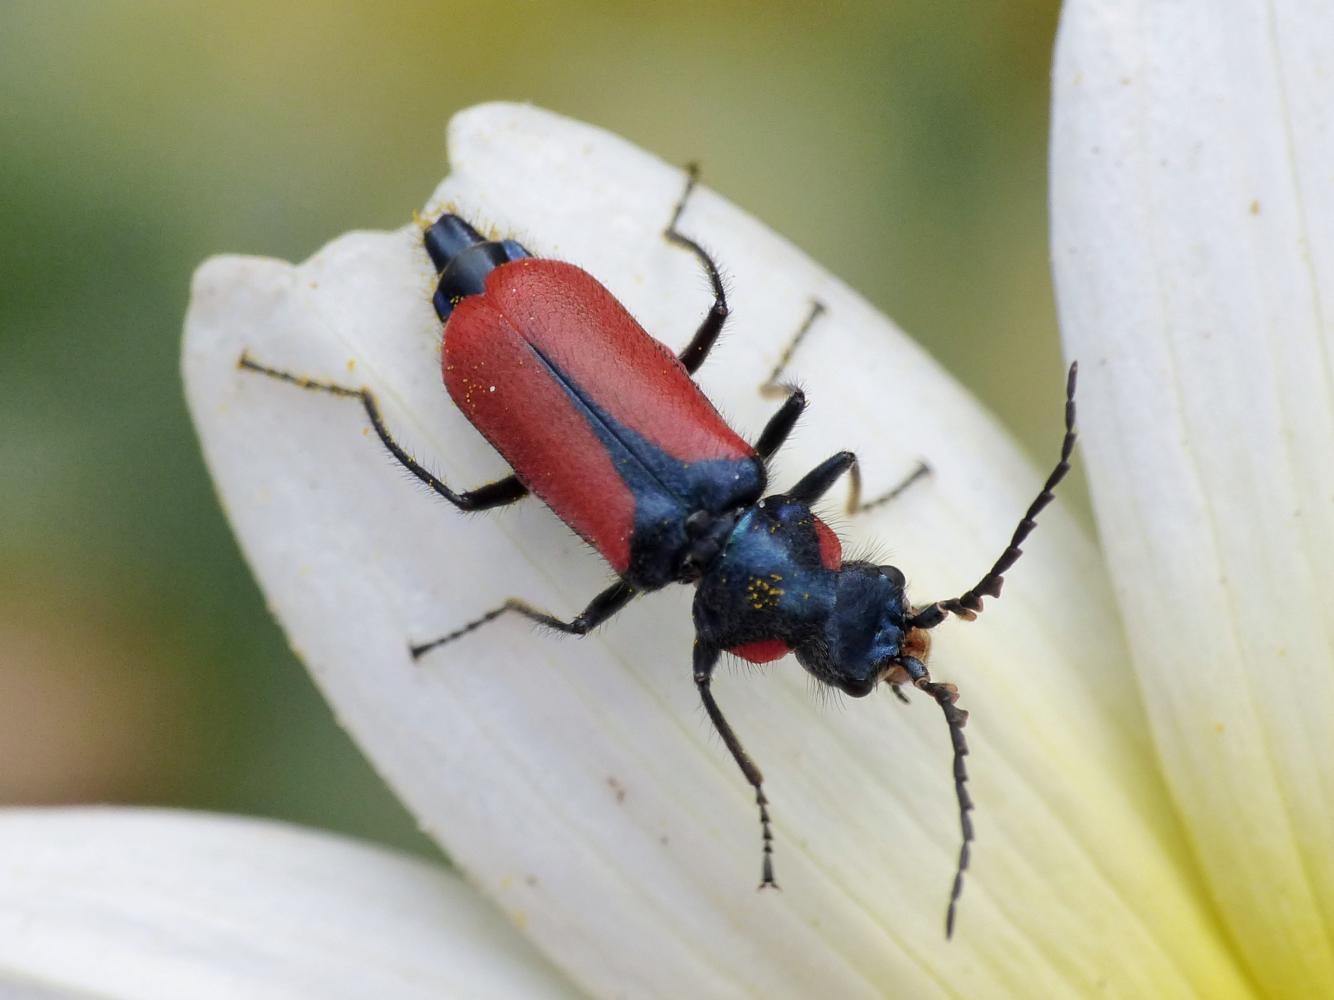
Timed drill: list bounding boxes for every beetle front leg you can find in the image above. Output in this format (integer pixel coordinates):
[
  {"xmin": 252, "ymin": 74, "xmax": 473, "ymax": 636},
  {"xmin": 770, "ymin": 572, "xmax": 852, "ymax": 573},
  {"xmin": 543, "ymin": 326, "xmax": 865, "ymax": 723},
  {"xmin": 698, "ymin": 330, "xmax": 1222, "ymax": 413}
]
[
  {"xmin": 844, "ymin": 459, "xmax": 932, "ymax": 516},
  {"xmin": 750, "ymin": 298, "xmax": 935, "ymax": 513},
  {"xmin": 410, "ymin": 580, "xmax": 637, "ymax": 660},
  {"xmin": 694, "ymin": 642, "xmax": 778, "ymax": 889},
  {"xmin": 789, "ymin": 448, "xmax": 930, "ymax": 513},
  {"xmin": 788, "ymin": 451, "xmax": 857, "ymax": 505}
]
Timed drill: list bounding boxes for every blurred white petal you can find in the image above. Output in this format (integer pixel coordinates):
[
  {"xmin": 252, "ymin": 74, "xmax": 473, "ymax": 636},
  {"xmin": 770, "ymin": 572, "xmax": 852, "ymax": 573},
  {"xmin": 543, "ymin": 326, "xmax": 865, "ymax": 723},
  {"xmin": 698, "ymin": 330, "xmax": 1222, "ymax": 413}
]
[
  {"xmin": 185, "ymin": 102, "xmax": 1248, "ymax": 995},
  {"xmin": 1052, "ymin": 1, "xmax": 1334, "ymax": 994},
  {"xmin": 0, "ymin": 807, "xmax": 578, "ymax": 1000}
]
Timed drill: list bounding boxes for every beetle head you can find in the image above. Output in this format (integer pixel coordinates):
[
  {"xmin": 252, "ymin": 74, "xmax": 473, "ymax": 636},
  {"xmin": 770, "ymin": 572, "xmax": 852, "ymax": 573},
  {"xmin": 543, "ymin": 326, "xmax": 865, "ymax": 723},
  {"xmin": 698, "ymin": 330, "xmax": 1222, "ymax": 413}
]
[{"xmin": 794, "ymin": 561, "xmax": 930, "ymax": 697}]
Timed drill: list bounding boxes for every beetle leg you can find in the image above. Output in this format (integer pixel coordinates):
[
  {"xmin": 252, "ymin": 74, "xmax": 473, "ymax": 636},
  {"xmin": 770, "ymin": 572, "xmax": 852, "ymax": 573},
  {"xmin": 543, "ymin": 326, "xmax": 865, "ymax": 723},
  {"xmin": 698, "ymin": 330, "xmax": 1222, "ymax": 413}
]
[
  {"xmin": 752, "ymin": 388, "xmax": 807, "ymax": 462},
  {"xmin": 788, "ymin": 451, "xmax": 857, "ymax": 504},
  {"xmin": 239, "ymin": 353, "xmax": 529, "ymax": 511},
  {"xmin": 760, "ymin": 298, "xmax": 826, "ymax": 397},
  {"xmin": 694, "ymin": 642, "xmax": 778, "ymax": 889},
  {"xmin": 791, "ymin": 451, "xmax": 932, "ymax": 513},
  {"xmin": 664, "ymin": 164, "xmax": 730, "ymax": 376},
  {"xmin": 845, "ymin": 459, "xmax": 932, "ymax": 516},
  {"xmin": 409, "ymin": 580, "xmax": 637, "ymax": 660},
  {"xmin": 752, "ymin": 298, "xmax": 935, "ymax": 513}
]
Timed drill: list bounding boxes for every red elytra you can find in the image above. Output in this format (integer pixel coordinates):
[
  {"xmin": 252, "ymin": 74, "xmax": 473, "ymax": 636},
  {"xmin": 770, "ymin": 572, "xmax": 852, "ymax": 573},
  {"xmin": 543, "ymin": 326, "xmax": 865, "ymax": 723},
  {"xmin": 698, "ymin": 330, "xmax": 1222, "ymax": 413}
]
[{"xmin": 444, "ymin": 259, "xmax": 754, "ymax": 574}]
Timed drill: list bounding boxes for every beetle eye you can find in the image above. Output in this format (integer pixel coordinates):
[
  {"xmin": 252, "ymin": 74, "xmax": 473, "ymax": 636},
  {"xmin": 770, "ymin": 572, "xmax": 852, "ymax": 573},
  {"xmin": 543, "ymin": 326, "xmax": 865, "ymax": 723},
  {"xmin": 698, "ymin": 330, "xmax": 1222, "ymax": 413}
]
[{"xmin": 880, "ymin": 565, "xmax": 906, "ymax": 588}]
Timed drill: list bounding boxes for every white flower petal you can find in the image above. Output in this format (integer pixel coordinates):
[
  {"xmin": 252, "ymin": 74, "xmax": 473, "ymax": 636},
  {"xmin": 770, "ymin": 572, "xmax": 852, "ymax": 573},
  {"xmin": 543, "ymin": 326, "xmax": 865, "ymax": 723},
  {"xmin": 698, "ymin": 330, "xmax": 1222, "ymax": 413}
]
[
  {"xmin": 0, "ymin": 807, "xmax": 578, "ymax": 999},
  {"xmin": 1052, "ymin": 1, "xmax": 1334, "ymax": 993},
  {"xmin": 186, "ymin": 102, "xmax": 1248, "ymax": 995}
]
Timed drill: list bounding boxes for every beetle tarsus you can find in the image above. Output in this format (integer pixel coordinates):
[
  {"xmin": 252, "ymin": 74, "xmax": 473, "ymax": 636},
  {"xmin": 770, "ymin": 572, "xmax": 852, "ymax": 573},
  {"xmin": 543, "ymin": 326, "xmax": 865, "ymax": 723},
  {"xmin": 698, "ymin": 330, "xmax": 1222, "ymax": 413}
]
[
  {"xmin": 411, "ymin": 582, "xmax": 639, "ymax": 660},
  {"xmin": 665, "ymin": 164, "xmax": 729, "ymax": 376},
  {"xmin": 238, "ymin": 351, "xmax": 531, "ymax": 512},
  {"xmin": 761, "ymin": 298, "xmax": 826, "ymax": 397},
  {"xmin": 851, "ymin": 459, "xmax": 932, "ymax": 515},
  {"xmin": 695, "ymin": 644, "xmax": 780, "ymax": 890}
]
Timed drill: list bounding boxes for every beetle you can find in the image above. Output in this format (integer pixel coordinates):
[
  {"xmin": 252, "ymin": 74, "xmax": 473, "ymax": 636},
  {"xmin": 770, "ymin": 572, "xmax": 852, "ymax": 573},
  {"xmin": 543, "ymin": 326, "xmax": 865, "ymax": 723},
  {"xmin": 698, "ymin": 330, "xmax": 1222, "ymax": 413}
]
[{"xmin": 240, "ymin": 168, "xmax": 1077, "ymax": 936}]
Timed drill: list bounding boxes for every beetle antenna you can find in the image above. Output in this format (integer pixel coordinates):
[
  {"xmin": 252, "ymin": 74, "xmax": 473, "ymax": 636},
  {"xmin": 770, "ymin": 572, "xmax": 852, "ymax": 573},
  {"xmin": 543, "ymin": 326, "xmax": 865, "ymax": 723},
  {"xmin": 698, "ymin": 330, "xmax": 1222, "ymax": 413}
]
[
  {"xmin": 929, "ymin": 362, "xmax": 1077, "ymax": 623},
  {"xmin": 917, "ymin": 678, "xmax": 972, "ymax": 938}
]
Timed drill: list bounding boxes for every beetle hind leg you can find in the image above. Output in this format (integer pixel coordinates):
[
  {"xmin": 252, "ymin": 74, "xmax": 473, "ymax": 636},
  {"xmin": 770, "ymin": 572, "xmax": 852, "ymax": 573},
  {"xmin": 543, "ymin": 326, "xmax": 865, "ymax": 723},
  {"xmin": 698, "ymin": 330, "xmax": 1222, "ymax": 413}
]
[
  {"xmin": 664, "ymin": 164, "xmax": 730, "ymax": 376},
  {"xmin": 238, "ymin": 352, "xmax": 529, "ymax": 511}
]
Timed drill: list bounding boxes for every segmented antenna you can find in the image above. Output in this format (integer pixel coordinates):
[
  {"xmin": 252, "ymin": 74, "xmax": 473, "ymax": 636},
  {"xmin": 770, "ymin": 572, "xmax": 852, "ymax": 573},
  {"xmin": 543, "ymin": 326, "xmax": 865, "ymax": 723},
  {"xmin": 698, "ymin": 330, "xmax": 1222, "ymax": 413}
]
[
  {"xmin": 939, "ymin": 361, "xmax": 1078, "ymax": 621},
  {"xmin": 919, "ymin": 679, "xmax": 972, "ymax": 938}
]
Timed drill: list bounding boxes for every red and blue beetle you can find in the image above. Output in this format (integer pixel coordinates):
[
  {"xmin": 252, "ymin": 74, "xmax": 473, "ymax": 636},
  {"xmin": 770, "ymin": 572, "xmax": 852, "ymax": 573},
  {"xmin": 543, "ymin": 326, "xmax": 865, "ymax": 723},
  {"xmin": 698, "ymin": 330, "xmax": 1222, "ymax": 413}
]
[{"xmin": 241, "ymin": 170, "xmax": 1077, "ymax": 936}]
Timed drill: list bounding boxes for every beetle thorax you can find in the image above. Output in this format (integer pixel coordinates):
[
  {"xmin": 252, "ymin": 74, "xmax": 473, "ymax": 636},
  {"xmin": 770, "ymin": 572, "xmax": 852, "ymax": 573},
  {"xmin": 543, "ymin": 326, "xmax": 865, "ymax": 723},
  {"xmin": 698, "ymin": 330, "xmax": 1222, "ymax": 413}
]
[{"xmin": 691, "ymin": 497, "xmax": 839, "ymax": 653}]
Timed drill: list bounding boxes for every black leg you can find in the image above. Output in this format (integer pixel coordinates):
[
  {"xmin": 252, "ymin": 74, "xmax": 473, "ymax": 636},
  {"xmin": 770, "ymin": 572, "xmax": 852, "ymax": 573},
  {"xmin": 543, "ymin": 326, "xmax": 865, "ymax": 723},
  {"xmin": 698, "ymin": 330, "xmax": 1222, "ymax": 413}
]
[
  {"xmin": 758, "ymin": 297, "xmax": 932, "ymax": 511},
  {"xmin": 752, "ymin": 389, "xmax": 807, "ymax": 463},
  {"xmin": 694, "ymin": 642, "xmax": 778, "ymax": 889},
  {"xmin": 761, "ymin": 299, "xmax": 826, "ymax": 397},
  {"xmin": 789, "ymin": 450, "xmax": 932, "ymax": 517},
  {"xmin": 410, "ymin": 580, "xmax": 637, "ymax": 660},
  {"xmin": 664, "ymin": 165, "xmax": 730, "ymax": 376},
  {"xmin": 788, "ymin": 451, "xmax": 857, "ymax": 505},
  {"xmin": 912, "ymin": 361, "xmax": 1078, "ymax": 625},
  {"xmin": 239, "ymin": 353, "xmax": 529, "ymax": 511}
]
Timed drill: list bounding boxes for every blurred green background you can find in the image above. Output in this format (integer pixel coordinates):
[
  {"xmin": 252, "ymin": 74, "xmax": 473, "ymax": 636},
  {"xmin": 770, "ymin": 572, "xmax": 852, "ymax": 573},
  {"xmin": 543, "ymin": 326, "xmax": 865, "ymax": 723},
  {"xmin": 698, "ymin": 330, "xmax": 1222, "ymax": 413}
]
[{"xmin": 0, "ymin": 1, "xmax": 1064, "ymax": 856}]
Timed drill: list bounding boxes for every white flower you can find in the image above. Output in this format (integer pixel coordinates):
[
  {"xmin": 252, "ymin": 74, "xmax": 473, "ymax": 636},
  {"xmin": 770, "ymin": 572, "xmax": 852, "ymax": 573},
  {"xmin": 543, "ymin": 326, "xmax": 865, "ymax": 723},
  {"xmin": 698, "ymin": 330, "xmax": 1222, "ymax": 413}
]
[
  {"xmin": 7, "ymin": 1, "xmax": 1329, "ymax": 992},
  {"xmin": 1052, "ymin": 1, "xmax": 1334, "ymax": 995},
  {"xmin": 0, "ymin": 808, "xmax": 578, "ymax": 998}
]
